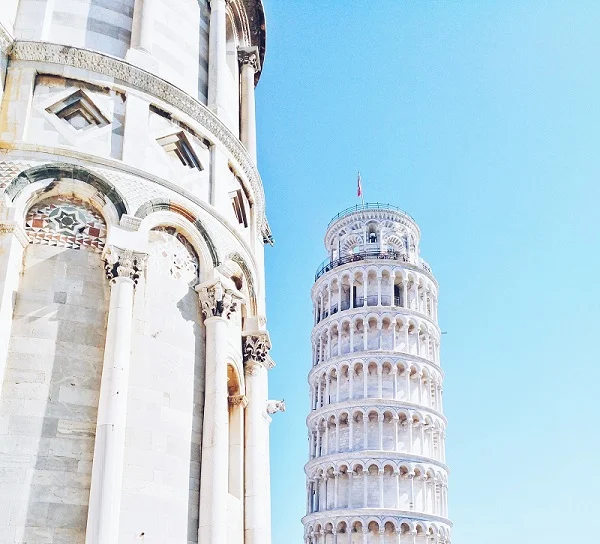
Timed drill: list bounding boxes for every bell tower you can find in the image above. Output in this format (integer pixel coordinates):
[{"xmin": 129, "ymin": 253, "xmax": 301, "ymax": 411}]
[{"xmin": 303, "ymin": 203, "xmax": 451, "ymax": 543}]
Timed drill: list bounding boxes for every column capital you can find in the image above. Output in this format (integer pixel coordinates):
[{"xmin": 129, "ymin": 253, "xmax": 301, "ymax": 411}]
[
  {"xmin": 242, "ymin": 331, "xmax": 272, "ymax": 364},
  {"xmin": 104, "ymin": 246, "xmax": 147, "ymax": 284},
  {"xmin": 239, "ymin": 46, "xmax": 261, "ymax": 72},
  {"xmin": 196, "ymin": 276, "xmax": 242, "ymax": 319}
]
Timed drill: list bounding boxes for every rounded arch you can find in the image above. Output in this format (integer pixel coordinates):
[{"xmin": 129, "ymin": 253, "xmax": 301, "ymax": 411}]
[
  {"xmin": 138, "ymin": 209, "xmax": 219, "ymax": 281},
  {"xmin": 6, "ymin": 163, "xmax": 128, "ymax": 218},
  {"xmin": 135, "ymin": 198, "xmax": 219, "ymax": 267}
]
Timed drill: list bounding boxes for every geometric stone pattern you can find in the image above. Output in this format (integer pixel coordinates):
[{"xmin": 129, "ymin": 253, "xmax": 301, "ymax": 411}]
[
  {"xmin": 148, "ymin": 226, "xmax": 199, "ymax": 285},
  {"xmin": 25, "ymin": 196, "xmax": 107, "ymax": 253}
]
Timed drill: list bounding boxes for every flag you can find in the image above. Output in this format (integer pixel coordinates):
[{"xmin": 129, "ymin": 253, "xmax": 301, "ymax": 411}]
[{"xmin": 357, "ymin": 172, "xmax": 363, "ymax": 198}]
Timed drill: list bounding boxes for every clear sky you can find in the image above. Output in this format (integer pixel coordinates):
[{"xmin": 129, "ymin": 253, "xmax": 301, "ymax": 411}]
[{"xmin": 256, "ymin": 2, "xmax": 600, "ymax": 542}]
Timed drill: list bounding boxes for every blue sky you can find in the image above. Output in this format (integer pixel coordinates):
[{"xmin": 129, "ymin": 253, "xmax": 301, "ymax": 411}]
[{"xmin": 256, "ymin": 2, "xmax": 600, "ymax": 542}]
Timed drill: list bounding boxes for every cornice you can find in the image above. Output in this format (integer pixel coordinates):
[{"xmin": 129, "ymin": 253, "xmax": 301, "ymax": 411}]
[
  {"xmin": 306, "ymin": 400, "xmax": 447, "ymax": 426},
  {"xmin": 310, "ymin": 307, "xmax": 441, "ymax": 339},
  {"xmin": 302, "ymin": 509, "xmax": 452, "ymax": 528},
  {"xmin": 312, "ymin": 259, "xmax": 439, "ymax": 293},
  {"xmin": 308, "ymin": 352, "xmax": 444, "ymax": 381},
  {"xmin": 9, "ymin": 41, "xmax": 267, "ymax": 231},
  {"xmin": 304, "ymin": 451, "xmax": 449, "ymax": 475}
]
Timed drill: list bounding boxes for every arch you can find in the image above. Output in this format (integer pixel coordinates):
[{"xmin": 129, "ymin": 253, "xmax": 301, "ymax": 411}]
[
  {"xmin": 135, "ymin": 198, "xmax": 219, "ymax": 267},
  {"xmin": 224, "ymin": 252, "xmax": 258, "ymax": 316},
  {"xmin": 6, "ymin": 163, "xmax": 128, "ymax": 218}
]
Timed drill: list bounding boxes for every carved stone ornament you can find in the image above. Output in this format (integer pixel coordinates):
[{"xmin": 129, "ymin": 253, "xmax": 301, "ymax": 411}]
[
  {"xmin": 198, "ymin": 279, "xmax": 239, "ymax": 319},
  {"xmin": 104, "ymin": 246, "xmax": 147, "ymax": 284},
  {"xmin": 266, "ymin": 399, "xmax": 286, "ymax": 415},
  {"xmin": 242, "ymin": 332, "xmax": 271, "ymax": 364},
  {"xmin": 0, "ymin": 23, "xmax": 13, "ymax": 54},
  {"xmin": 238, "ymin": 46, "xmax": 261, "ymax": 72},
  {"xmin": 228, "ymin": 394, "xmax": 248, "ymax": 408}
]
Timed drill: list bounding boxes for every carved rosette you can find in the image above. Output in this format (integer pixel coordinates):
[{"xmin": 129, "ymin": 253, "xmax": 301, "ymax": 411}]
[
  {"xmin": 238, "ymin": 46, "xmax": 261, "ymax": 72},
  {"xmin": 104, "ymin": 246, "xmax": 147, "ymax": 284},
  {"xmin": 198, "ymin": 280, "xmax": 239, "ymax": 319}
]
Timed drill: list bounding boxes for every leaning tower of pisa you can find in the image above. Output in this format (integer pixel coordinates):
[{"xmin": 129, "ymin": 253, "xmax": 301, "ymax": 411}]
[
  {"xmin": 303, "ymin": 204, "xmax": 451, "ymax": 544},
  {"xmin": 0, "ymin": 2, "xmax": 282, "ymax": 544}
]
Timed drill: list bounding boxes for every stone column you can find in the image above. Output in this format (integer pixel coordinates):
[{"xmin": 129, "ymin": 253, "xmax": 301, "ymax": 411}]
[
  {"xmin": 208, "ymin": 0, "xmax": 229, "ymax": 117},
  {"xmin": 86, "ymin": 247, "xmax": 146, "ymax": 544},
  {"xmin": 126, "ymin": 0, "xmax": 158, "ymax": 71},
  {"xmin": 244, "ymin": 330, "xmax": 282, "ymax": 544},
  {"xmin": 197, "ymin": 276, "xmax": 241, "ymax": 544},
  {"xmin": 0, "ymin": 220, "xmax": 28, "ymax": 397}
]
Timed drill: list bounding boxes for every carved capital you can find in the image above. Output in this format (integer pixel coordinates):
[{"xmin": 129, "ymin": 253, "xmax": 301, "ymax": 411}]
[
  {"xmin": 238, "ymin": 46, "xmax": 261, "ymax": 72},
  {"xmin": 266, "ymin": 399, "xmax": 286, "ymax": 415},
  {"xmin": 104, "ymin": 246, "xmax": 147, "ymax": 284},
  {"xmin": 242, "ymin": 332, "xmax": 271, "ymax": 363},
  {"xmin": 197, "ymin": 279, "xmax": 240, "ymax": 319},
  {"xmin": 229, "ymin": 394, "xmax": 248, "ymax": 408}
]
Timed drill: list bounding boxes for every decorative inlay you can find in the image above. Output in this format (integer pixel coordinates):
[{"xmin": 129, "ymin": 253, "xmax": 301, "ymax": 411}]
[
  {"xmin": 25, "ymin": 196, "xmax": 107, "ymax": 252},
  {"xmin": 148, "ymin": 226, "xmax": 199, "ymax": 285},
  {"xmin": 11, "ymin": 41, "xmax": 267, "ymax": 231}
]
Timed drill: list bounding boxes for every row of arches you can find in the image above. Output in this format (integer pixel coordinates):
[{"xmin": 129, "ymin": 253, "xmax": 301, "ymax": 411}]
[
  {"xmin": 305, "ymin": 519, "xmax": 451, "ymax": 544},
  {"xmin": 310, "ymin": 361, "xmax": 443, "ymax": 412},
  {"xmin": 307, "ymin": 410, "xmax": 446, "ymax": 463},
  {"xmin": 314, "ymin": 268, "xmax": 437, "ymax": 326},
  {"xmin": 307, "ymin": 463, "xmax": 449, "ymax": 518},
  {"xmin": 313, "ymin": 316, "xmax": 440, "ymax": 367}
]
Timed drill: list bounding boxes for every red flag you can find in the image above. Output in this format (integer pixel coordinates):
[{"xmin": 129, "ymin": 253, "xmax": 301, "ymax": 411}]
[{"xmin": 357, "ymin": 172, "xmax": 363, "ymax": 198}]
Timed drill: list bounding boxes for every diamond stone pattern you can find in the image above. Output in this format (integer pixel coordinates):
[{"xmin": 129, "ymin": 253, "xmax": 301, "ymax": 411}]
[
  {"xmin": 149, "ymin": 226, "xmax": 198, "ymax": 285},
  {"xmin": 25, "ymin": 196, "xmax": 107, "ymax": 252}
]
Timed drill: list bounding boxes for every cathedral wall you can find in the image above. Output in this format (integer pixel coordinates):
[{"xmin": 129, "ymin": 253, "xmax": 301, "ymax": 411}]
[
  {"xmin": 0, "ymin": 197, "xmax": 109, "ymax": 543},
  {"xmin": 120, "ymin": 227, "xmax": 206, "ymax": 544}
]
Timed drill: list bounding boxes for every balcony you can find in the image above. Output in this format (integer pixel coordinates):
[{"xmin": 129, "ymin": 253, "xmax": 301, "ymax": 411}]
[
  {"xmin": 327, "ymin": 202, "xmax": 415, "ymax": 228},
  {"xmin": 315, "ymin": 249, "xmax": 414, "ymax": 281}
]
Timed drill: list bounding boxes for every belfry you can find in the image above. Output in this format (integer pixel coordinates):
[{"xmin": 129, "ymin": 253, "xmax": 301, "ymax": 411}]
[
  {"xmin": 303, "ymin": 204, "xmax": 451, "ymax": 543},
  {"xmin": 0, "ymin": 1, "xmax": 281, "ymax": 543}
]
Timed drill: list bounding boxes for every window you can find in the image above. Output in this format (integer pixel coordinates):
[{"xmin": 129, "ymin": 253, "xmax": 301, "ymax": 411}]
[
  {"xmin": 46, "ymin": 89, "xmax": 109, "ymax": 131},
  {"xmin": 156, "ymin": 132, "xmax": 203, "ymax": 170},
  {"xmin": 230, "ymin": 189, "xmax": 248, "ymax": 228}
]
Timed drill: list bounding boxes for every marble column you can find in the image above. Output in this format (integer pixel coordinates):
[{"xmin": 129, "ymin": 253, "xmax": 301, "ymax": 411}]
[
  {"xmin": 244, "ymin": 330, "xmax": 282, "ymax": 544},
  {"xmin": 197, "ymin": 276, "xmax": 241, "ymax": 544},
  {"xmin": 208, "ymin": 0, "xmax": 229, "ymax": 116},
  {"xmin": 0, "ymin": 220, "xmax": 28, "ymax": 399},
  {"xmin": 86, "ymin": 247, "xmax": 147, "ymax": 544}
]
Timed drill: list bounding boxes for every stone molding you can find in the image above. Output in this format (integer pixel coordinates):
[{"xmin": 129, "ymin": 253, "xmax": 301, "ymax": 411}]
[
  {"xmin": 104, "ymin": 246, "xmax": 147, "ymax": 284},
  {"xmin": 0, "ymin": 23, "xmax": 13, "ymax": 54},
  {"xmin": 0, "ymin": 221, "xmax": 29, "ymax": 247},
  {"xmin": 301, "ymin": 509, "xmax": 453, "ymax": 528},
  {"xmin": 242, "ymin": 331, "xmax": 271, "ymax": 363},
  {"xmin": 10, "ymin": 41, "xmax": 267, "ymax": 232},
  {"xmin": 307, "ymin": 352, "xmax": 444, "ymax": 382},
  {"xmin": 304, "ymin": 451, "xmax": 450, "ymax": 475},
  {"xmin": 306, "ymin": 400, "xmax": 447, "ymax": 427},
  {"xmin": 197, "ymin": 279, "xmax": 240, "ymax": 319}
]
